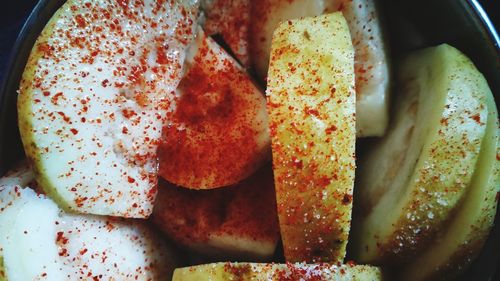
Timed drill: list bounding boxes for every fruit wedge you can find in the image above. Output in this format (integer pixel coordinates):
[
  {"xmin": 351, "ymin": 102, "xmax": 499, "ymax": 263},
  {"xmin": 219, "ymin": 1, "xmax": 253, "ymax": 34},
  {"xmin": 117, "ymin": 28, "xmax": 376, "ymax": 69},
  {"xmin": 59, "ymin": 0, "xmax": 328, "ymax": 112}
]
[
  {"xmin": 352, "ymin": 44, "xmax": 489, "ymax": 264},
  {"xmin": 251, "ymin": 0, "xmax": 390, "ymax": 137},
  {"xmin": 250, "ymin": 0, "xmax": 324, "ymax": 81},
  {"xmin": 201, "ymin": 0, "xmax": 251, "ymax": 66},
  {"xmin": 172, "ymin": 262, "xmax": 384, "ymax": 281},
  {"xmin": 267, "ymin": 13, "xmax": 356, "ymax": 262},
  {"xmin": 325, "ymin": 0, "xmax": 390, "ymax": 137},
  {"xmin": 18, "ymin": 0, "xmax": 199, "ymax": 217},
  {"xmin": 399, "ymin": 76, "xmax": 499, "ymax": 281},
  {"xmin": 0, "ymin": 165, "xmax": 176, "ymax": 281},
  {"xmin": 152, "ymin": 166, "xmax": 280, "ymax": 261},
  {"xmin": 158, "ymin": 29, "xmax": 270, "ymax": 189}
]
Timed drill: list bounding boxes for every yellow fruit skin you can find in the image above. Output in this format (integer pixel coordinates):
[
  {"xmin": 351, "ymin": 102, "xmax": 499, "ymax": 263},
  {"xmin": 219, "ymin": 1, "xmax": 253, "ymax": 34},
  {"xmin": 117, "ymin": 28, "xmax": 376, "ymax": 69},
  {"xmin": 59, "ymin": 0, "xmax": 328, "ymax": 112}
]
[
  {"xmin": 267, "ymin": 12, "xmax": 355, "ymax": 262},
  {"xmin": 172, "ymin": 262, "xmax": 384, "ymax": 281}
]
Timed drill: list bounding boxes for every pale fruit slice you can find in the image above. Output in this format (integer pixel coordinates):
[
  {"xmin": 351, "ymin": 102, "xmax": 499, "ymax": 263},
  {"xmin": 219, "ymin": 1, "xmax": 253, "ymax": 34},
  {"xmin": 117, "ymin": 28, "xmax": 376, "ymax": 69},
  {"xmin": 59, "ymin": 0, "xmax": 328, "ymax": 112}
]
[
  {"xmin": 201, "ymin": 0, "xmax": 251, "ymax": 66},
  {"xmin": 250, "ymin": 0, "xmax": 324, "ymax": 81},
  {"xmin": 152, "ymin": 166, "xmax": 280, "ymax": 261},
  {"xmin": 0, "ymin": 167, "xmax": 177, "ymax": 281},
  {"xmin": 267, "ymin": 13, "xmax": 355, "ymax": 262},
  {"xmin": 352, "ymin": 44, "xmax": 489, "ymax": 264},
  {"xmin": 158, "ymin": 29, "xmax": 270, "ymax": 189},
  {"xmin": 18, "ymin": 0, "xmax": 199, "ymax": 217},
  {"xmin": 172, "ymin": 262, "xmax": 384, "ymax": 281},
  {"xmin": 399, "ymin": 79, "xmax": 499, "ymax": 281},
  {"xmin": 325, "ymin": 0, "xmax": 390, "ymax": 137}
]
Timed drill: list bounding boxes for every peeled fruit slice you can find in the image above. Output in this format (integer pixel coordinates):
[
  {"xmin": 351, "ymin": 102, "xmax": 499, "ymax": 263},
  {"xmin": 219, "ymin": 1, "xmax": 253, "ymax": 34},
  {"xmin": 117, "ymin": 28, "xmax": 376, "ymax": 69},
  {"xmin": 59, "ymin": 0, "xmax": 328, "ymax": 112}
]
[
  {"xmin": 158, "ymin": 29, "xmax": 270, "ymax": 189},
  {"xmin": 172, "ymin": 262, "xmax": 384, "ymax": 281},
  {"xmin": 201, "ymin": 0, "xmax": 251, "ymax": 66},
  {"xmin": 267, "ymin": 13, "xmax": 356, "ymax": 262},
  {"xmin": 352, "ymin": 44, "xmax": 489, "ymax": 264},
  {"xmin": 250, "ymin": 0, "xmax": 390, "ymax": 137},
  {"xmin": 0, "ymin": 165, "xmax": 177, "ymax": 281},
  {"xmin": 399, "ymin": 79, "xmax": 499, "ymax": 281},
  {"xmin": 250, "ymin": 0, "xmax": 324, "ymax": 81},
  {"xmin": 152, "ymin": 167, "xmax": 280, "ymax": 261},
  {"xmin": 325, "ymin": 0, "xmax": 390, "ymax": 136},
  {"xmin": 18, "ymin": 0, "xmax": 199, "ymax": 217}
]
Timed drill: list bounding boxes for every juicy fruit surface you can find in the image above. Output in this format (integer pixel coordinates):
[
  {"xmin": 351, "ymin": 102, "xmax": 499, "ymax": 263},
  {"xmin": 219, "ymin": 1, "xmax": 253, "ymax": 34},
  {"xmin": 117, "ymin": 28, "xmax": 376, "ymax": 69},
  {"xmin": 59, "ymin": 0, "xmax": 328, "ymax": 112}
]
[
  {"xmin": 353, "ymin": 44, "xmax": 489, "ymax": 264},
  {"xmin": 267, "ymin": 13, "xmax": 355, "ymax": 262},
  {"xmin": 399, "ymin": 81, "xmax": 499, "ymax": 281},
  {"xmin": 172, "ymin": 262, "xmax": 383, "ymax": 281},
  {"xmin": 153, "ymin": 167, "xmax": 280, "ymax": 261},
  {"xmin": 0, "ymin": 167, "xmax": 176, "ymax": 281},
  {"xmin": 325, "ymin": 0, "xmax": 390, "ymax": 137},
  {"xmin": 158, "ymin": 29, "xmax": 270, "ymax": 189},
  {"xmin": 18, "ymin": 0, "xmax": 199, "ymax": 217}
]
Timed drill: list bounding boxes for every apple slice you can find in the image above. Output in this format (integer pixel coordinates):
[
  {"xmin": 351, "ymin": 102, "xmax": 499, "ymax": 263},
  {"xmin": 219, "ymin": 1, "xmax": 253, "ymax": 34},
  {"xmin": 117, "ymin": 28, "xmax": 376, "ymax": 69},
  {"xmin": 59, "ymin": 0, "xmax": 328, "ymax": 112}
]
[
  {"xmin": 201, "ymin": 0, "xmax": 251, "ymax": 67},
  {"xmin": 18, "ymin": 0, "xmax": 199, "ymax": 217},
  {"xmin": 158, "ymin": 29, "xmax": 270, "ymax": 189},
  {"xmin": 172, "ymin": 262, "xmax": 384, "ymax": 280},
  {"xmin": 267, "ymin": 13, "xmax": 356, "ymax": 262},
  {"xmin": 250, "ymin": 0, "xmax": 324, "ymax": 81},
  {"xmin": 325, "ymin": 0, "xmax": 390, "ymax": 137},
  {"xmin": 351, "ymin": 44, "xmax": 489, "ymax": 264},
  {"xmin": 152, "ymin": 166, "xmax": 280, "ymax": 261},
  {"xmin": 398, "ymin": 77, "xmax": 499, "ymax": 281},
  {"xmin": 0, "ymin": 166, "xmax": 177, "ymax": 281}
]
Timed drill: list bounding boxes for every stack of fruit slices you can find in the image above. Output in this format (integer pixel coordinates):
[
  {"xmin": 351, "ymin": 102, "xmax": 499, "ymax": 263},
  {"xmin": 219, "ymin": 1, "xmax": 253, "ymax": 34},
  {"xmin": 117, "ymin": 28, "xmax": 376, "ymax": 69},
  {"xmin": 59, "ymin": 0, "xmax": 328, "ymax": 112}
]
[{"xmin": 1, "ymin": 0, "xmax": 497, "ymax": 280}]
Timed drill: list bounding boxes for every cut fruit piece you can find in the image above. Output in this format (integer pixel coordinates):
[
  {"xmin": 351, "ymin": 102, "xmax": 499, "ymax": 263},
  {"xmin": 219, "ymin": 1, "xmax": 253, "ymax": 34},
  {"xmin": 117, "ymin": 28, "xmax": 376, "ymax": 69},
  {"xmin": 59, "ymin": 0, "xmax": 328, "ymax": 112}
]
[
  {"xmin": 201, "ymin": 0, "xmax": 251, "ymax": 66},
  {"xmin": 267, "ymin": 13, "xmax": 355, "ymax": 262},
  {"xmin": 152, "ymin": 166, "xmax": 280, "ymax": 261},
  {"xmin": 172, "ymin": 262, "xmax": 384, "ymax": 281},
  {"xmin": 18, "ymin": 0, "xmax": 199, "ymax": 217},
  {"xmin": 250, "ymin": 0, "xmax": 324, "ymax": 81},
  {"xmin": 352, "ymin": 44, "xmax": 489, "ymax": 264},
  {"xmin": 158, "ymin": 29, "xmax": 270, "ymax": 189},
  {"xmin": 325, "ymin": 0, "xmax": 390, "ymax": 137},
  {"xmin": 0, "ymin": 166, "xmax": 177, "ymax": 281},
  {"xmin": 398, "ymin": 76, "xmax": 499, "ymax": 281}
]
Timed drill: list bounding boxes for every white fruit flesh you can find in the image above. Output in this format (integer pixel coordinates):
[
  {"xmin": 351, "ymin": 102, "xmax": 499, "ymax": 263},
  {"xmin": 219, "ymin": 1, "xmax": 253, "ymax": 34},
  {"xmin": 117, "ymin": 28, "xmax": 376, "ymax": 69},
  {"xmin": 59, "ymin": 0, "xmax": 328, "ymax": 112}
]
[
  {"xmin": 251, "ymin": 0, "xmax": 390, "ymax": 137},
  {"xmin": 267, "ymin": 13, "xmax": 355, "ymax": 262},
  {"xmin": 201, "ymin": 0, "xmax": 251, "ymax": 66},
  {"xmin": 250, "ymin": 0, "xmax": 324, "ymax": 81},
  {"xmin": 0, "ymin": 186, "xmax": 63, "ymax": 281},
  {"xmin": 18, "ymin": 0, "xmax": 199, "ymax": 217},
  {"xmin": 158, "ymin": 29, "xmax": 270, "ymax": 189},
  {"xmin": 325, "ymin": 0, "xmax": 390, "ymax": 137},
  {"xmin": 352, "ymin": 44, "xmax": 489, "ymax": 264},
  {"xmin": 399, "ymin": 78, "xmax": 499, "ymax": 281},
  {"xmin": 153, "ymin": 167, "xmax": 279, "ymax": 261},
  {"xmin": 172, "ymin": 262, "xmax": 384, "ymax": 281},
  {"xmin": 0, "ymin": 166, "xmax": 177, "ymax": 280}
]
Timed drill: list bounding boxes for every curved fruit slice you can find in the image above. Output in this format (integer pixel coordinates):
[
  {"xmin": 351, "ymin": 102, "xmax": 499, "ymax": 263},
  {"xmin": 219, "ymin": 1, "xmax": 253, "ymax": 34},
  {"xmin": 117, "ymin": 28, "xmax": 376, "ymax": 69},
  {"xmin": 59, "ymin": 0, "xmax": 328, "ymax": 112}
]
[
  {"xmin": 399, "ymin": 81, "xmax": 499, "ymax": 281},
  {"xmin": 152, "ymin": 166, "xmax": 280, "ymax": 261},
  {"xmin": 250, "ymin": 0, "xmax": 390, "ymax": 137},
  {"xmin": 201, "ymin": 0, "xmax": 251, "ymax": 66},
  {"xmin": 172, "ymin": 262, "xmax": 384, "ymax": 281},
  {"xmin": 267, "ymin": 13, "xmax": 355, "ymax": 262},
  {"xmin": 250, "ymin": 0, "xmax": 324, "ymax": 81},
  {"xmin": 325, "ymin": 0, "xmax": 390, "ymax": 137},
  {"xmin": 0, "ymin": 166, "xmax": 176, "ymax": 281},
  {"xmin": 18, "ymin": 0, "xmax": 199, "ymax": 217},
  {"xmin": 158, "ymin": 29, "xmax": 270, "ymax": 189},
  {"xmin": 351, "ymin": 44, "xmax": 489, "ymax": 264}
]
